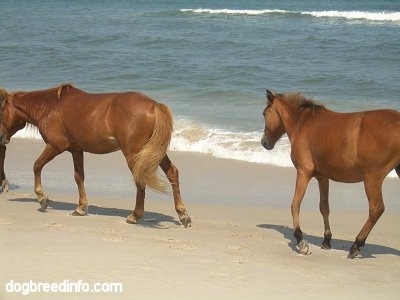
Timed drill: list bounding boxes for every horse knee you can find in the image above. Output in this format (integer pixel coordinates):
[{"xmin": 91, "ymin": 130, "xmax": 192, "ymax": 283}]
[
  {"xmin": 33, "ymin": 161, "xmax": 41, "ymax": 175},
  {"xmin": 161, "ymin": 158, "xmax": 179, "ymax": 185},
  {"xmin": 370, "ymin": 204, "xmax": 385, "ymax": 223},
  {"xmin": 168, "ymin": 164, "xmax": 179, "ymax": 182},
  {"xmin": 74, "ymin": 172, "xmax": 85, "ymax": 183},
  {"xmin": 291, "ymin": 203, "xmax": 300, "ymax": 215}
]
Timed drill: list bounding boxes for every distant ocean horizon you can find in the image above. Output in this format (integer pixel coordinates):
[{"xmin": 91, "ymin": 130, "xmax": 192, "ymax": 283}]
[{"xmin": 1, "ymin": 0, "xmax": 399, "ymax": 177}]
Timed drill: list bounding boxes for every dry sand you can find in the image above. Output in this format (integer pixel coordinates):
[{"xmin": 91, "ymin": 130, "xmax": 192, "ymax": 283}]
[{"xmin": 0, "ymin": 139, "xmax": 399, "ymax": 299}]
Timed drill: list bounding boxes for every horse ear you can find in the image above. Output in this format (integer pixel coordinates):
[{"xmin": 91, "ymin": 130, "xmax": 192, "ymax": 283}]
[{"xmin": 266, "ymin": 90, "xmax": 274, "ymax": 103}]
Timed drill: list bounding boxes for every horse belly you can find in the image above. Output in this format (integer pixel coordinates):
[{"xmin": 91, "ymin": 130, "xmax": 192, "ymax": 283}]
[
  {"xmin": 326, "ymin": 170, "xmax": 363, "ymax": 183},
  {"xmin": 313, "ymin": 155, "xmax": 364, "ymax": 183},
  {"xmin": 71, "ymin": 135, "xmax": 120, "ymax": 154}
]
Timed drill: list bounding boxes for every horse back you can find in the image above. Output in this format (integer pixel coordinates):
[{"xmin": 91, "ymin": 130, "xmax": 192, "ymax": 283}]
[
  {"xmin": 292, "ymin": 109, "xmax": 400, "ymax": 182},
  {"xmin": 59, "ymin": 88, "xmax": 157, "ymax": 121},
  {"xmin": 303, "ymin": 109, "xmax": 400, "ymax": 147},
  {"xmin": 55, "ymin": 88, "xmax": 159, "ymax": 153}
]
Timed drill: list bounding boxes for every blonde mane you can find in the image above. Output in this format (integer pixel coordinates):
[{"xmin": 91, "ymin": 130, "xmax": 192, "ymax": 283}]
[{"xmin": 57, "ymin": 83, "xmax": 75, "ymax": 100}]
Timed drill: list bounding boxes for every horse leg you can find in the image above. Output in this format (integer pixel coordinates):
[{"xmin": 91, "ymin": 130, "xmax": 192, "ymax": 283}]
[
  {"xmin": 33, "ymin": 144, "xmax": 60, "ymax": 212},
  {"xmin": 71, "ymin": 151, "xmax": 89, "ymax": 216},
  {"xmin": 348, "ymin": 177, "xmax": 385, "ymax": 258},
  {"xmin": 126, "ymin": 183, "xmax": 145, "ymax": 224},
  {"xmin": 318, "ymin": 177, "xmax": 332, "ymax": 249},
  {"xmin": 123, "ymin": 150, "xmax": 146, "ymax": 224},
  {"xmin": 291, "ymin": 171, "xmax": 312, "ymax": 255},
  {"xmin": 160, "ymin": 155, "xmax": 191, "ymax": 227},
  {"xmin": 0, "ymin": 144, "xmax": 9, "ymax": 192}
]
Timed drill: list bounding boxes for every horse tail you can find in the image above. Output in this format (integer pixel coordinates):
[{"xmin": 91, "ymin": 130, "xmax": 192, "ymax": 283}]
[
  {"xmin": 132, "ymin": 102, "xmax": 173, "ymax": 193},
  {"xmin": 396, "ymin": 165, "xmax": 400, "ymax": 179}
]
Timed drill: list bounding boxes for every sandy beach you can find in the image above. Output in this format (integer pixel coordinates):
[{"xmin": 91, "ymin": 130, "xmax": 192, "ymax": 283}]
[{"xmin": 0, "ymin": 139, "xmax": 399, "ymax": 300}]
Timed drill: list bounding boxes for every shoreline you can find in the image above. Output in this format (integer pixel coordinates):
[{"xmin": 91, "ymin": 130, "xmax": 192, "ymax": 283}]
[{"xmin": 1, "ymin": 138, "xmax": 399, "ymax": 299}]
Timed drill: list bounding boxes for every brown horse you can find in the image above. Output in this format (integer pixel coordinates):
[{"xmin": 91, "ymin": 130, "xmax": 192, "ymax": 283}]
[
  {"xmin": 261, "ymin": 90, "xmax": 400, "ymax": 258},
  {"xmin": 0, "ymin": 84, "xmax": 191, "ymax": 227}
]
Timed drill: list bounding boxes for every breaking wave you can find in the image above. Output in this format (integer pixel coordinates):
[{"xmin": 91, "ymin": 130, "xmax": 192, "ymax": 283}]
[
  {"xmin": 170, "ymin": 119, "xmax": 292, "ymax": 166},
  {"xmin": 180, "ymin": 8, "xmax": 400, "ymax": 22}
]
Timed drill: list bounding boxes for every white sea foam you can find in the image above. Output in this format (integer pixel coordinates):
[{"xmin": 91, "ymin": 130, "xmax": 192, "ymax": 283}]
[
  {"xmin": 14, "ymin": 126, "xmax": 41, "ymax": 140},
  {"xmin": 181, "ymin": 8, "xmax": 400, "ymax": 22},
  {"xmin": 303, "ymin": 10, "xmax": 400, "ymax": 22},
  {"xmin": 171, "ymin": 119, "xmax": 292, "ymax": 167}
]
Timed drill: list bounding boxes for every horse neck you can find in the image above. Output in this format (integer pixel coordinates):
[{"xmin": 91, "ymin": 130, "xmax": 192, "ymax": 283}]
[
  {"xmin": 276, "ymin": 100, "xmax": 301, "ymax": 138},
  {"xmin": 13, "ymin": 89, "xmax": 58, "ymax": 127}
]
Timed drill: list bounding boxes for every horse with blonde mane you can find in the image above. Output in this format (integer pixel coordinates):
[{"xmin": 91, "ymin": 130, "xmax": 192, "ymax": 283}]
[
  {"xmin": 262, "ymin": 90, "xmax": 400, "ymax": 258},
  {"xmin": 0, "ymin": 84, "xmax": 191, "ymax": 227}
]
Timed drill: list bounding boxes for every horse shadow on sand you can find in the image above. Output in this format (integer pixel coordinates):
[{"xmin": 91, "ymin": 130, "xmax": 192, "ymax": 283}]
[
  {"xmin": 257, "ymin": 223, "xmax": 400, "ymax": 259},
  {"xmin": 8, "ymin": 197, "xmax": 182, "ymax": 228}
]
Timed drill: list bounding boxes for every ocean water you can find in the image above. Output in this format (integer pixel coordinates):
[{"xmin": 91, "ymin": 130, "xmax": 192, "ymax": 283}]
[{"xmin": 1, "ymin": 0, "xmax": 399, "ymax": 175}]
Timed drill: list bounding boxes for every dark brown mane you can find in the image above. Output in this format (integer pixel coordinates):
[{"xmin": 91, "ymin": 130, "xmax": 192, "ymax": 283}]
[{"xmin": 287, "ymin": 93, "xmax": 325, "ymax": 112}]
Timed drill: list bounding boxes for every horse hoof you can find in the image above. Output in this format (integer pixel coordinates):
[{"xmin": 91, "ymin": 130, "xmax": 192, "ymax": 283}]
[
  {"xmin": 71, "ymin": 210, "xmax": 88, "ymax": 216},
  {"xmin": 180, "ymin": 215, "xmax": 192, "ymax": 228},
  {"xmin": 297, "ymin": 240, "xmax": 311, "ymax": 255},
  {"xmin": 126, "ymin": 213, "xmax": 141, "ymax": 224},
  {"xmin": 126, "ymin": 216, "xmax": 138, "ymax": 224},
  {"xmin": 347, "ymin": 249, "xmax": 361, "ymax": 259},
  {"xmin": 1, "ymin": 179, "xmax": 9, "ymax": 193},
  {"xmin": 321, "ymin": 239, "xmax": 331, "ymax": 250},
  {"xmin": 38, "ymin": 198, "xmax": 50, "ymax": 212}
]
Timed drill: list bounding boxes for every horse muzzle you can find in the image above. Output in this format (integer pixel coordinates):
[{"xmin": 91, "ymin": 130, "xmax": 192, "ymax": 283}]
[
  {"xmin": 261, "ymin": 136, "xmax": 274, "ymax": 150},
  {"xmin": 0, "ymin": 133, "xmax": 10, "ymax": 145}
]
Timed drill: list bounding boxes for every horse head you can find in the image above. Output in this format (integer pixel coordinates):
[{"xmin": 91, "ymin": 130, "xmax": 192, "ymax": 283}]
[
  {"xmin": 261, "ymin": 89, "xmax": 286, "ymax": 150},
  {"xmin": 0, "ymin": 91, "xmax": 27, "ymax": 145},
  {"xmin": 0, "ymin": 88, "xmax": 10, "ymax": 144}
]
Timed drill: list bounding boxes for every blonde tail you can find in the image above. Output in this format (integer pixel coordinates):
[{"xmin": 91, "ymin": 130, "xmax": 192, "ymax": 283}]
[{"xmin": 133, "ymin": 103, "xmax": 173, "ymax": 193}]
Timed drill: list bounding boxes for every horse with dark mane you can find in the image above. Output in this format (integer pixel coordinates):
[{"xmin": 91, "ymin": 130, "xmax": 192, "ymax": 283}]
[
  {"xmin": 262, "ymin": 90, "xmax": 400, "ymax": 258},
  {"xmin": 0, "ymin": 84, "xmax": 191, "ymax": 227}
]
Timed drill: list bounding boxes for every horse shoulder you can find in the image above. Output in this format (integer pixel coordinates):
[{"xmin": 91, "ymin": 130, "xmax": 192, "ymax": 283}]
[
  {"xmin": 289, "ymin": 123, "xmax": 315, "ymax": 174},
  {"xmin": 292, "ymin": 109, "xmax": 330, "ymax": 142}
]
